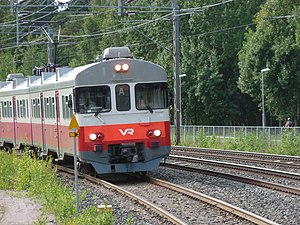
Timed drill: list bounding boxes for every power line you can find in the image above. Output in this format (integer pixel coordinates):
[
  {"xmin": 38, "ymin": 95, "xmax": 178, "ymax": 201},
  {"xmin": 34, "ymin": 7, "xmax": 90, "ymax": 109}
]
[
  {"xmin": 0, "ymin": 1, "xmax": 238, "ymax": 52},
  {"xmin": 58, "ymin": 12, "xmax": 173, "ymax": 38}
]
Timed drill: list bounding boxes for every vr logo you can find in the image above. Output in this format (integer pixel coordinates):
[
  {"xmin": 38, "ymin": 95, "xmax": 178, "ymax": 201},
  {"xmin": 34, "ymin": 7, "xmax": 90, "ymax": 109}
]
[{"xmin": 119, "ymin": 128, "xmax": 134, "ymax": 136}]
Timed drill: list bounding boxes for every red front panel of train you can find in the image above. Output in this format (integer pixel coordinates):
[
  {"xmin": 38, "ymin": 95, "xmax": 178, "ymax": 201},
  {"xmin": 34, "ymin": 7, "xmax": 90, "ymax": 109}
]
[{"xmin": 77, "ymin": 121, "xmax": 170, "ymax": 152}]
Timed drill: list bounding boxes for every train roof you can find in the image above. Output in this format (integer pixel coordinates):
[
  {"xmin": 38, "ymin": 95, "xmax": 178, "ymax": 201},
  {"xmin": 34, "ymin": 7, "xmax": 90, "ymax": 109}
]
[{"xmin": 0, "ymin": 47, "xmax": 167, "ymax": 95}]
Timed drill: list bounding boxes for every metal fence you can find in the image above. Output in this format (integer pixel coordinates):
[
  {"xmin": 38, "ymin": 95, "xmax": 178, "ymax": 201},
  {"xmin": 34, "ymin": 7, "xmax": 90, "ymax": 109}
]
[{"xmin": 170, "ymin": 125, "xmax": 300, "ymax": 146}]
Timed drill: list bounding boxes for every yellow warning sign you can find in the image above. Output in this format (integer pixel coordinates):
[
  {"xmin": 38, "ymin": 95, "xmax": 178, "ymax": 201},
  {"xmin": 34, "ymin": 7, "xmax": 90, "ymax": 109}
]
[
  {"xmin": 68, "ymin": 115, "xmax": 79, "ymax": 130},
  {"xmin": 69, "ymin": 132, "xmax": 80, "ymax": 137}
]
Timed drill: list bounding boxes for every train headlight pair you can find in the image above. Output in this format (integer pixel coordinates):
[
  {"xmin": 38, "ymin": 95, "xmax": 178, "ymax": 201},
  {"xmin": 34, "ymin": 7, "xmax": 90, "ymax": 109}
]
[
  {"xmin": 147, "ymin": 129, "xmax": 161, "ymax": 138},
  {"xmin": 115, "ymin": 63, "xmax": 129, "ymax": 72},
  {"xmin": 89, "ymin": 133, "xmax": 104, "ymax": 141}
]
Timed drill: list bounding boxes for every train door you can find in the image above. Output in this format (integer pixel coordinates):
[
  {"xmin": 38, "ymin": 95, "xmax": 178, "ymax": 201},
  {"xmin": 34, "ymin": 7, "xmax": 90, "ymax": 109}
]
[
  {"xmin": 40, "ymin": 93, "xmax": 46, "ymax": 152},
  {"xmin": 12, "ymin": 96, "xmax": 17, "ymax": 147},
  {"xmin": 55, "ymin": 91, "xmax": 61, "ymax": 157}
]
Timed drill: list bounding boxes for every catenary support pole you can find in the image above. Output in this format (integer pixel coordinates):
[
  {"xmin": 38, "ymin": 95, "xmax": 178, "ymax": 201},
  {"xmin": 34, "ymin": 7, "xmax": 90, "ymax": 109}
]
[{"xmin": 172, "ymin": 0, "xmax": 181, "ymax": 144}]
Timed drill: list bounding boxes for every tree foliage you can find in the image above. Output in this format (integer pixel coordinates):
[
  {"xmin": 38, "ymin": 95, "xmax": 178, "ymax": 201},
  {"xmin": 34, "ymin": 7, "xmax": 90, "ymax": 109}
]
[
  {"xmin": 180, "ymin": 0, "xmax": 264, "ymax": 125},
  {"xmin": 238, "ymin": 0, "xmax": 300, "ymax": 124},
  {"xmin": 2, "ymin": 0, "xmax": 299, "ymax": 126}
]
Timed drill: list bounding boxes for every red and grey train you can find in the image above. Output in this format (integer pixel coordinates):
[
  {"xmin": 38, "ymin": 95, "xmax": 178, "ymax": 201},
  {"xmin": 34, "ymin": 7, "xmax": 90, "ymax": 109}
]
[{"xmin": 0, "ymin": 47, "xmax": 171, "ymax": 174}]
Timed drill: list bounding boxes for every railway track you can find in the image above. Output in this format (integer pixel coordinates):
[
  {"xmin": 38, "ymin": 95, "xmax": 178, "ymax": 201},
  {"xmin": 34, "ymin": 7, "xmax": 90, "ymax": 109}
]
[
  {"xmin": 171, "ymin": 146, "xmax": 300, "ymax": 169},
  {"xmin": 161, "ymin": 161, "xmax": 300, "ymax": 196},
  {"xmin": 167, "ymin": 155, "xmax": 300, "ymax": 181},
  {"xmin": 167, "ymin": 146, "xmax": 300, "ymax": 195},
  {"xmin": 56, "ymin": 165, "xmax": 277, "ymax": 225}
]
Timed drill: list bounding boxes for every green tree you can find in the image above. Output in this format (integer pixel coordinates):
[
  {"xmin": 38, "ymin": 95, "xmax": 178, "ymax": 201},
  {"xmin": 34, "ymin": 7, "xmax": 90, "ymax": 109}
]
[
  {"xmin": 238, "ymin": 0, "xmax": 300, "ymax": 125},
  {"xmin": 180, "ymin": 0, "xmax": 264, "ymax": 125},
  {"xmin": 0, "ymin": 51, "xmax": 17, "ymax": 79}
]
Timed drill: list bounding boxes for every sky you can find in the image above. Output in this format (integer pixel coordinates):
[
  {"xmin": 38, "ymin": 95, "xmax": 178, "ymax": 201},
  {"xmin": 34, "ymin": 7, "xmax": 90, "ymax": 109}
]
[
  {"xmin": 54, "ymin": 0, "xmax": 72, "ymax": 11},
  {"xmin": 55, "ymin": 0, "xmax": 72, "ymax": 3}
]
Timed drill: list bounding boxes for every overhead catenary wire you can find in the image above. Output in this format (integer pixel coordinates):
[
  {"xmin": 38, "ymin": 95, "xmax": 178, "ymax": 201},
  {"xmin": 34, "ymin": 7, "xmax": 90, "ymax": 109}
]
[
  {"xmin": 57, "ymin": 12, "xmax": 173, "ymax": 38},
  {"xmin": 0, "ymin": 6, "xmax": 255, "ymax": 51},
  {"xmin": 1, "ymin": 1, "xmax": 290, "ymax": 53},
  {"xmin": 0, "ymin": 0, "xmax": 226, "ymax": 49}
]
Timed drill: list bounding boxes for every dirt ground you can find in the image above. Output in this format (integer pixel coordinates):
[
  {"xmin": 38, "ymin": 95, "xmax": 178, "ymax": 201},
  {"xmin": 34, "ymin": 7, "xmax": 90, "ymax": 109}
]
[{"xmin": 0, "ymin": 190, "xmax": 56, "ymax": 225}]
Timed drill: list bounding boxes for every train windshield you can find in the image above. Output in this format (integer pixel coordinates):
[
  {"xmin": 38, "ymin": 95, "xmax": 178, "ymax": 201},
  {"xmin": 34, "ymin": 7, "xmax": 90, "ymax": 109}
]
[
  {"xmin": 74, "ymin": 86, "xmax": 111, "ymax": 113},
  {"xmin": 135, "ymin": 82, "xmax": 168, "ymax": 110}
]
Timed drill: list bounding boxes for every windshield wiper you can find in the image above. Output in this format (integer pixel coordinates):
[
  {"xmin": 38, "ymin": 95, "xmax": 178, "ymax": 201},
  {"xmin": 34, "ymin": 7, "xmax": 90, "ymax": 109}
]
[
  {"xmin": 146, "ymin": 105, "xmax": 153, "ymax": 114},
  {"xmin": 94, "ymin": 107, "xmax": 103, "ymax": 117},
  {"xmin": 94, "ymin": 108, "xmax": 106, "ymax": 123}
]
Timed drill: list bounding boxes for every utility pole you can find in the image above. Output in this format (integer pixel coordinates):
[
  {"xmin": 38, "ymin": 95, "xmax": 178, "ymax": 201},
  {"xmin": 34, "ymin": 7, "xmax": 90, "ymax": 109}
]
[
  {"xmin": 118, "ymin": 0, "xmax": 123, "ymax": 16},
  {"xmin": 172, "ymin": 0, "xmax": 181, "ymax": 144},
  {"xmin": 47, "ymin": 26, "xmax": 54, "ymax": 65},
  {"xmin": 10, "ymin": 0, "xmax": 14, "ymax": 14},
  {"xmin": 41, "ymin": 26, "xmax": 54, "ymax": 65},
  {"xmin": 16, "ymin": 3, "xmax": 19, "ymax": 46}
]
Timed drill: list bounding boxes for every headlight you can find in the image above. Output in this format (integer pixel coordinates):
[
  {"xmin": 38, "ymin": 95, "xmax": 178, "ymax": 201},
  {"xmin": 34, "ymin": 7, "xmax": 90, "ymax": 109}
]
[
  {"xmin": 89, "ymin": 133, "xmax": 97, "ymax": 141},
  {"xmin": 122, "ymin": 63, "xmax": 129, "ymax": 71},
  {"xmin": 153, "ymin": 129, "xmax": 161, "ymax": 137},
  {"xmin": 114, "ymin": 64, "xmax": 122, "ymax": 72}
]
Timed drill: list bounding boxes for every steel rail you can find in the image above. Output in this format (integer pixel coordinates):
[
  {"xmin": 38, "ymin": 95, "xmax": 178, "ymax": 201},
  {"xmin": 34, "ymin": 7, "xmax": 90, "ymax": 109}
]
[
  {"xmin": 172, "ymin": 146, "xmax": 300, "ymax": 163},
  {"xmin": 56, "ymin": 165, "xmax": 187, "ymax": 225},
  {"xmin": 149, "ymin": 177, "xmax": 279, "ymax": 225},
  {"xmin": 161, "ymin": 162, "xmax": 300, "ymax": 196},
  {"xmin": 57, "ymin": 165, "xmax": 278, "ymax": 224},
  {"xmin": 172, "ymin": 150, "xmax": 300, "ymax": 168},
  {"xmin": 168, "ymin": 155, "xmax": 300, "ymax": 180}
]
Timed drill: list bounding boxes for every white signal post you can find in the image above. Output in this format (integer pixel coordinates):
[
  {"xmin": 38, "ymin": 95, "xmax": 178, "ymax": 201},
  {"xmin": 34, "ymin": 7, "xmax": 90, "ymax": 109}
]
[{"xmin": 68, "ymin": 115, "xmax": 80, "ymax": 214}]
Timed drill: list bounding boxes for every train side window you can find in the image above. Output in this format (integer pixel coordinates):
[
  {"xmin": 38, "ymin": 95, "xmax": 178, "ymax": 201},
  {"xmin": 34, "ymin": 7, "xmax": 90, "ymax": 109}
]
[
  {"xmin": 46, "ymin": 97, "xmax": 49, "ymax": 118},
  {"xmin": 0, "ymin": 102, "xmax": 2, "ymax": 117},
  {"xmin": 51, "ymin": 97, "xmax": 55, "ymax": 119},
  {"xmin": 66, "ymin": 95, "xmax": 73, "ymax": 118},
  {"xmin": 4, "ymin": 101, "xmax": 7, "ymax": 117},
  {"xmin": 44, "ymin": 97, "xmax": 47, "ymax": 118},
  {"xmin": 20, "ymin": 100, "xmax": 22, "ymax": 117},
  {"xmin": 49, "ymin": 97, "xmax": 52, "ymax": 119},
  {"xmin": 18, "ymin": 99, "xmax": 26, "ymax": 118},
  {"xmin": 6, "ymin": 101, "xmax": 9, "ymax": 117},
  {"xmin": 32, "ymin": 99, "xmax": 35, "ymax": 118},
  {"xmin": 68, "ymin": 95, "xmax": 73, "ymax": 118},
  {"xmin": 62, "ymin": 95, "xmax": 72, "ymax": 119},
  {"xmin": 49, "ymin": 97, "xmax": 52, "ymax": 118},
  {"xmin": 62, "ymin": 95, "xmax": 66, "ymax": 119},
  {"xmin": 37, "ymin": 98, "xmax": 41, "ymax": 118},
  {"xmin": 8, "ymin": 101, "xmax": 12, "ymax": 117},
  {"xmin": 35, "ymin": 98, "xmax": 38, "ymax": 118},
  {"xmin": 25, "ymin": 100, "xmax": 28, "ymax": 118},
  {"xmin": 116, "ymin": 84, "xmax": 130, "ymax": 111},
  {"xmin": 33, "ymin": 99, "xmax": 36, "ymax": 118},
  {"xmin": 1, "ymin": 101, "xmax": 5, "ymax": 117},
  {"xmin": 17, "ymin": 100, "xmax": 20, "ymax": 118},
  {"xmin": 5, "ymin": 101, "xmax": 8, "ymax": 117}
]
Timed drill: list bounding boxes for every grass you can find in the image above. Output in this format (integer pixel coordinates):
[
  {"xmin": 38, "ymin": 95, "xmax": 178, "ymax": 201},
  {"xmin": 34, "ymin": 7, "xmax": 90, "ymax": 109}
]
[
  {"xmin": 0, "ymin": 151, "xmax": 118, "ymax": 225},
  {"xmin": 178, "ymin": 128, "xmax": 300, "ymax": 156}
]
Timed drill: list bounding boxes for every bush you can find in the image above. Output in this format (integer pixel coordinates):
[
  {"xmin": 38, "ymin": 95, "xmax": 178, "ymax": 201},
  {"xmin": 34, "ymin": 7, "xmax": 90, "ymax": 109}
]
[{"xmin": 0, "ymin": 152, "xmax": 115, "ymax": 225}]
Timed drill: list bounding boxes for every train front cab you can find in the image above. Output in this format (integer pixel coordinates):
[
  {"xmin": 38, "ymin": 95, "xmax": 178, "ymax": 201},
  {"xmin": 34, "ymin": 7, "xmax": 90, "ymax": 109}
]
[{"xmin": 73, "ymin": 71, "xmax": 171, "ymax": 174}]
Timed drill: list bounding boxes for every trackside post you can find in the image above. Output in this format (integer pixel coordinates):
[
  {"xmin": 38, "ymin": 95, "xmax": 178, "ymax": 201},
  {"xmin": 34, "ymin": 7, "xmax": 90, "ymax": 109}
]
[{"xmin": 68, "ymin": 115, "xmax": 80, "ymax": 214}]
